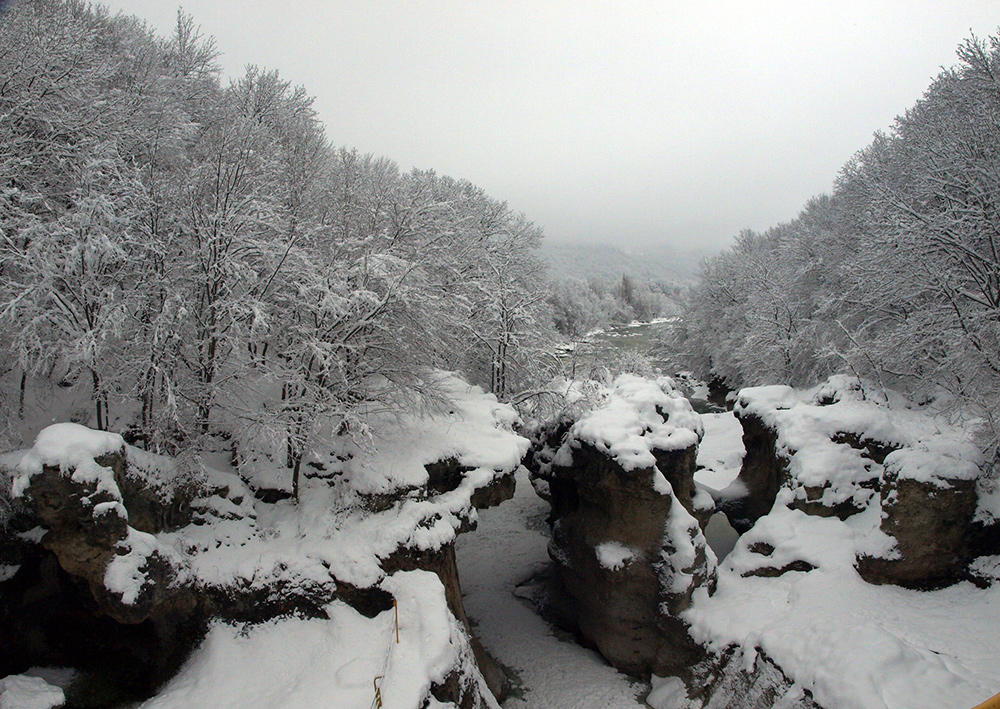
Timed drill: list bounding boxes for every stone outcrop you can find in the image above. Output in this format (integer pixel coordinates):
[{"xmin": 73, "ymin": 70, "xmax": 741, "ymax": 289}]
[
  {"xmin": 717, "ymin": 410, "xmax": 788, "ymax": 533},
  {"xmin": 1, "ymin": 431, "xmax": 205, "ymax": 697},
  {"xmin": 724, "ymin": 377, "xmax": 986, "ymax": 590},
  {"xmin": 526, "ymin": 375, "xmax": 715, "ymax": 681},
  {"xmin": 857, "ymin": 452, "xmax": 980, "ymax": 589},
  {"xmin": 1, "ymin": 416, "xmax": 517, "ymax": 707},
  {"xmin": 381, "ymin": 543, "xmax": 508, "ymax": 707}
]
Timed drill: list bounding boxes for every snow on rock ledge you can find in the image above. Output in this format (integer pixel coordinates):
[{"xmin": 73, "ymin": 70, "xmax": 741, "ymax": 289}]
[
  {"xmin": 0, "ymin": 374, "xmax": 524, "ymax": 707},
  {"xmin": 13, "ymin": 422, "xmax": 125, "ymax": 500},
  {"xmin": 10, "ymin": 424, "xmax": 181, "ymax": 621},
  {"xmin": 723, "ymin": 375, "xmax": 986, "ymax": 589}
]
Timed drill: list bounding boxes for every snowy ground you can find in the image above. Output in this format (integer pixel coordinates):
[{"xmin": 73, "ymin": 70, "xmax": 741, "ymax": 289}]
[
  {"xmin": 685, "ymin": 406, "xmax": 1000, "ymax": 709},
  {"xmin": 456, "ymin": 466, "xmax": 649, "ymax": 709}
]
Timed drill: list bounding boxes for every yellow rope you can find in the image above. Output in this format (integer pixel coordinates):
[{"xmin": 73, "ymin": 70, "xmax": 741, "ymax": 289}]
[
  {"xmin": 370, "ymin": 675, "xmax": 384, "ymax": 709},
  {"xmin": 370, "ymin": 596, "xmax": 400, "ymax": 709}
]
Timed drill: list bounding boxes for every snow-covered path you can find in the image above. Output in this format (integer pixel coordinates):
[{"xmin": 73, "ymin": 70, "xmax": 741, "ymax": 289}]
[{"xmin": 456, "ymin": 466, "xmax": 648, "ymax": 709}]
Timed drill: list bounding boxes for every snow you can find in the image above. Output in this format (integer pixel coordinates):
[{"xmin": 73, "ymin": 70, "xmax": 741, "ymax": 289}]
[
  {"xmin": 12, "ymin": 423, "xmax": 125, "ymax": 500},
  {"xmin": 0, "ymin": 675, "xmax": 64, "ymax": 709},
  {"xmin": 694, "ymin": 411, "xmax": 744, "ymax": 492},
  {"xmin": 6, "ymin": 373, "xmax": 529, "ymax": 608},
  {"xmin": 733, "ymin": 378, "xmax": 984, "ymax": 510},
  {"xmin": 974, "ymin": 477, "xmax": 1000, "ymax": 523},
  {"xmin": 141, "ymin": 570, "xmax": 489, "ymax": 709},
  {"xmin": 646, "ymin": 676, "xmax": 690, "ymax": 709},
  {"xmin": 596, "ymin": 541, "xmax": 637, "ymax": 571},
  {"xmin": 5, "ymin": 374, "xmax": 999, "ymax": 709},
  {"xmin": 661, "ymin": 494, "xmax": 715, "ymax": 594},
  {"xmin": 685, "ymin": 381, "xmax": 1000, "ymax": 709},
  {"xmin": 688, "ymin": 526, "xmax": 1000, "ymax": 709},
  {"xmin": 340, "ymin": 374, "xmax": 529, "ymax": 496},
  {"xmin": 104, "ymin": 527, "xmax": 164, "ymax": 605},
  {"xmin": 561, "ymin": 374, "xmax": 703, "ymax": 473}
]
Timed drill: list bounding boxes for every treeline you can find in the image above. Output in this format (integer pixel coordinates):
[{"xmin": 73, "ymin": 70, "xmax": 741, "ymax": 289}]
[
  {"xmin": 680, "ymin": 32, "xmax": 1000, "ymax": 456},
  {"xmin": 0, "ymin": 0, "xmax": 549, "ymax": 489},
  {"xmin": 549, "ymin": 275, "xmax": 684, "ymax": 338}
]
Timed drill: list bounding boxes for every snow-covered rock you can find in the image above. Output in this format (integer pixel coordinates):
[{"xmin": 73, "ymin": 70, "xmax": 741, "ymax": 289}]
[
  {"xmin": 526, "ymin": 375, "xmax": 715, "ymax": 680},
  {"xmin": 721, "ymin": 376, "xmax": 986, "ymax": 588},
  {"xmin": 0, "ymin": 373, "xmax": 527, "ymax": 707}
]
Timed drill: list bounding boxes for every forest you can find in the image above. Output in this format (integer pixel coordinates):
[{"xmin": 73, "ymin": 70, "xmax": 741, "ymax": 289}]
[
  {"xmin": 0, "ymin": 0, "xmax": 569, "ymax": 496},
  {"xmin": 678, "ymin": 31, "xmax": 1000, "ymax": 471},
  {"xmin": 0, "ymin": 1, "xmax": 685, "ymax": 488}
]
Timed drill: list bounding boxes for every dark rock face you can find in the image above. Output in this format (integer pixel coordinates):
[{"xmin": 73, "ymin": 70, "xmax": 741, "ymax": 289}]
[
  {"xmin": 21, "ymin": 448, "xmax": 182, "ymax": 623},
  {"xmin": 529, "ymin": 435, "xmax": 715, "ymax": 681},
  {"xmin": 469, "ymin": 469, "xmax": 516, "ymax": 510},
  {"xmin": 706, "ymin": 376, "xmax": 734, "ymax": 411},
  {"xmin": 2, "ymin": 446, "xmax": 205, "ymax": 695},
  {"xmin": 718, "ymin": 411, "xmax": 788, "ymax": 534},
  {"xmin": 857, "ymin": 471, "xmax": 978, "ymax": 589}
]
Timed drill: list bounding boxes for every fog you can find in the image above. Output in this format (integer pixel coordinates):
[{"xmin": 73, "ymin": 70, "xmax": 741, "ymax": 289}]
[{"xmin": 96, "ymin": 0, "xmax": 1000, "ymax": 252}]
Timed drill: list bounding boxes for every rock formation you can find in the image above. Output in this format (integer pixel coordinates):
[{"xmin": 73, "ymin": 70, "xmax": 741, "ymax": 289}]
[
  {"xmin": 856, "ymin": 451, "xmax": 980, "ymax": 589},
  {"xmin": 526, "ymin": 375, "xmax": 716, "ymax": 681},
  {"xmin": 720, "ymin": 376, "xmax": 989, "ymax": 590},
  {"xmin": 1, "ymin": 375, "xmax": 525, "ymax": 708}
]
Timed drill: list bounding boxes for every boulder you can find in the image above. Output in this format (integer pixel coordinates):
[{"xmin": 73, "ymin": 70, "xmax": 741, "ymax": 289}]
[{"xmin": 857, "ymin": 450, "xmax": 980, "ymax": 589}]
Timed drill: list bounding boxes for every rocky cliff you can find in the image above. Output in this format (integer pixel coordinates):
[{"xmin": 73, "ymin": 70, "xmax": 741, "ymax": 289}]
[
  {"xmin": 719, "ymin": 375, "xmax": 993, "ymax": 589},
  {"xmin": 526, "ymin": 375, "xmax": 717, "ymax": 681}
]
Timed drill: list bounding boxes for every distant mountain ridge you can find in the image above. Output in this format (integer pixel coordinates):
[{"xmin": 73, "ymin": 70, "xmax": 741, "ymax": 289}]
[{"xmin": 539, "ymin": 241, "xmax": 712, "ymax": 283}]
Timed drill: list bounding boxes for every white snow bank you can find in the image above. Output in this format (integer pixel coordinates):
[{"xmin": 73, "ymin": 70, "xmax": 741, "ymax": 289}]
[
  {"xmin": 339, "ymin": 373, "xmax": 529, "ymax": 496},
  {"xmin": 687, "ymin": 481, "xmax": 1000, "ymax": 709},
  {"xmin": 0, "ymin": 675, "xmax": 65, "ymax": 709},
  {"xmin": 150, "ymin": 372, "xmax": 530, "ymax": 593},
  {"xmin": 12, "ymin": 423, "xmax": 125, "ymax": 500},
  {"xmin": 646, "ymin": 676, "xmax": 690, "ymax": 709},
  {"xmin": 104, "ymin": 527, "xmax": 164, "ymax": 605},
  {"xmin": 141, "ymin": 570, "xmax": 493, "ymax": 709},
  {"xmin": 661, "ymin": 493, "xmax": 716, "ymax": 594},
  {"xmin": 694, "ymin": 411, "xmax": 745, "ymax": 492},
  {"xmin": 561, "ymin": 374, "xmax": 703, "ymax": 473}
]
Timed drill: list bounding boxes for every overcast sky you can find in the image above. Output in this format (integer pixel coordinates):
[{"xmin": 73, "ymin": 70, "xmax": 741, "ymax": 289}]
[{"xmin": 97, "ymin": 1, "xmax": 998, "ymax": 252}]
